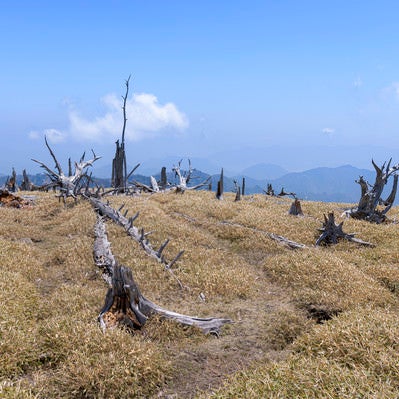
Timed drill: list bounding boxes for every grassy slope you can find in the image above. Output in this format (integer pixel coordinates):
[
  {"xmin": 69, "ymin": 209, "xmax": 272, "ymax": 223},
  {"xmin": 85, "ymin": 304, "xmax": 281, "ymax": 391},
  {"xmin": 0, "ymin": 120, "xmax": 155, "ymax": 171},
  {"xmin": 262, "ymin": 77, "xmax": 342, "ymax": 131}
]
[{"xmin": 1, "ymin": 191, "xmax": 399, "ymax": 398}]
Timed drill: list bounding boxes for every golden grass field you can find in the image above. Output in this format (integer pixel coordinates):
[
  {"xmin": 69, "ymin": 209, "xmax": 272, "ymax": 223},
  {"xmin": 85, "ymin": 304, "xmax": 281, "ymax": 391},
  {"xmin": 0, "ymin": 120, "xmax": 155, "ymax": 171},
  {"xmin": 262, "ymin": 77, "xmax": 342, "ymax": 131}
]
[{"xmin": 1, "ymin": 190, "xmax": 399, "ymax": 398}]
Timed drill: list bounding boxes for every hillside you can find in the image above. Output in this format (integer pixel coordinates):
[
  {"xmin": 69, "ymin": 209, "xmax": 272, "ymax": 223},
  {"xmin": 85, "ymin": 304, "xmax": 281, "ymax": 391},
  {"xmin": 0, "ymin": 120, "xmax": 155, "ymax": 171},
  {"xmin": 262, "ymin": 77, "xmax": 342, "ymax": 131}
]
[{"xmin": 1, "ymin": 191, "xmax": 399, "ymax": 398}]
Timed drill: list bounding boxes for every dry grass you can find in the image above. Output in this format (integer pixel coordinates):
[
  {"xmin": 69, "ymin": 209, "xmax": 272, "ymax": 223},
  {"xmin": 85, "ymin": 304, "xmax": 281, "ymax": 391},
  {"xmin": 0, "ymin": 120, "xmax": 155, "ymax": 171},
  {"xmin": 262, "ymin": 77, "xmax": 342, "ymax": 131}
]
[{"xmin": 1, "ymin": 191, "xmax": 399, "ymax": 398}]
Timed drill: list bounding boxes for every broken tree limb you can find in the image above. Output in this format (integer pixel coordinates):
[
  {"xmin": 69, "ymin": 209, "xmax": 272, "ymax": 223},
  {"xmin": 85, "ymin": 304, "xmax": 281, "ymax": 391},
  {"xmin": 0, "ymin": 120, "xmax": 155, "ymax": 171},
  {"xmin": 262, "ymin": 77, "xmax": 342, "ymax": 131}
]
[
  {"xmin": 94, "ymin": 216, "xmax": 232, "ymax": 335},
  {"xmin": 89, "ymin": 197, "xmax": 186, "ymax": 288},
  {"xmin": 316, "ymin": 212, "xmax": 374, "ymax": 247}
]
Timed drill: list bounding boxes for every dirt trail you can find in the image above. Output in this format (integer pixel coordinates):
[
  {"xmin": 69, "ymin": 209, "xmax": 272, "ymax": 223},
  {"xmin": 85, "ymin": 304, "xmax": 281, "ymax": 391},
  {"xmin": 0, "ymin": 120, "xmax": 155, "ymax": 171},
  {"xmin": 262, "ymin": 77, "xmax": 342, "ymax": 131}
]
[{"xmin": 155, "ymin": 209, "xmax": 306, "ymax": 398}]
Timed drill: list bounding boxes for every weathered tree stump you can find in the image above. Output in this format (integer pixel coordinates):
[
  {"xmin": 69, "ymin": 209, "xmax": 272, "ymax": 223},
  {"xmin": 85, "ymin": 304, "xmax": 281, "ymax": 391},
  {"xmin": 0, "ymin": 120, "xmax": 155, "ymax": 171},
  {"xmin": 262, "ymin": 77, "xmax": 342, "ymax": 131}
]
[
  {"xmin": 316, "ymin": 212, "xmax": 374, "ymax": 247},
  {"xmin": 289, "ymin": 199, "xmax": 303, "ymax": 216},
  {"xmin": 347, "ymin": 159, "xmax": 399, "ymax": 223}
]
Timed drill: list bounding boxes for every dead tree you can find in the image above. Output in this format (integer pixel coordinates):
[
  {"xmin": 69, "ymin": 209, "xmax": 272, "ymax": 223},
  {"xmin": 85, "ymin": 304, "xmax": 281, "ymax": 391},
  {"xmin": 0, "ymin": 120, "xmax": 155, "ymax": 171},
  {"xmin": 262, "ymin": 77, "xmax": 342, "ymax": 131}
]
[
  {"xmin": 32, "ymin": 137, "xmax": 100, "ymax": 201},
  {"xmin": 160, "ymin": 167, "xmax": 168, "ymax": 190},
  {"xmin": 6, "ymin": 168, "xmax": 18, "ymax": 192},
  {"xmin": 347, "ymin": 159, "xmax": 399, "ymax": 223},
  {"xmin": 241, "ymin": 177, "xmax": 246, "ymax": 197},
  {"xmin": 94, "ymin": 214, "xmax": 232, "ymax": 335},
  {"xmin": 264, "ymin": 183, "xmax": 275, "ymax": 196},
  {"xmin": 316, "ymin": 212, "xmax": 374, "ymax": 247},
  {"xmin": 233, "ymin": 180, "xmax": 241, "ymax": 202},
  {"xmin": 289, "ymin": 199, "xmax": 303, "ymax": 216},
  {"xmin": 278, "ymin": 187, "xmax": 296, "ymax": 198},
  {"xmin": 216, "ymin": 168, "xmax": 224, "ymax": 200},
  {"xmin": 111, "ymin": 76, "xmax": 131, "ymax": 192},
  {"xmin": 20, "ymin": 169, "xmax": 32, "ymax": 191},
  {"xmin": 172, "ymin": 159, "xmax": 210, "ymax": 193}
]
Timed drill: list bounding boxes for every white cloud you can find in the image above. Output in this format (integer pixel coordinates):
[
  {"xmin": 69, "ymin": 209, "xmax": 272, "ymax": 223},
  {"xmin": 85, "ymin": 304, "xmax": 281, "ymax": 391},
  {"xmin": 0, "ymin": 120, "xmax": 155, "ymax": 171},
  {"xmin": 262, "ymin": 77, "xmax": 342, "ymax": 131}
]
[
  {"xmin": 68, "ymin": 92, "xmax": 189, "ymax": 142},
  {"xmin": 322, "ymin": 128, "xmax": 335, "ymax": 135},
  {"xmin": 44, "ymin": 129, "xmax": 66, "ymax": 143},
  {"xmin": 28, "ymin": 131, "xmax": 40, "ymax": 140}
]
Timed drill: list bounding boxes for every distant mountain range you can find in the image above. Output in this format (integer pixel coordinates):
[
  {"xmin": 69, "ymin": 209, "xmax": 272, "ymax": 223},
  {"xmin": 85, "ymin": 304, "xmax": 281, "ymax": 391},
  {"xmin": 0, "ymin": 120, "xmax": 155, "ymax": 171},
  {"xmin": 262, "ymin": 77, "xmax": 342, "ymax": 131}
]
[{"xmin": 2, "ymin": 163, "xmax": 397, "ymax": 204}]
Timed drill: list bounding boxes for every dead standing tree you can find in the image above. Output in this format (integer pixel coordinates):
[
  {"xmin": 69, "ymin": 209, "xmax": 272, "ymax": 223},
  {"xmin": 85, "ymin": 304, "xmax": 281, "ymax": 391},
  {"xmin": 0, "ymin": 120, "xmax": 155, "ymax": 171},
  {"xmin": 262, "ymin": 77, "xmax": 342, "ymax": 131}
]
[
  {"xmin": 347, "ymin": 159, "xmax": 399, "ymax": 223},
  {"xmin": 32, "ymin": 137, "xmax": 100, "ymax": 201},
  {"xmin": 172, "ymin": 159, "xmax": 211, "ymax": 193},
  {"xmin": 111, "ymin": 76, "xmax": 131, "ymax": 193},
  {"xmin": 216, "ymin": 168, "xmax": 224, "ymax": 200}
]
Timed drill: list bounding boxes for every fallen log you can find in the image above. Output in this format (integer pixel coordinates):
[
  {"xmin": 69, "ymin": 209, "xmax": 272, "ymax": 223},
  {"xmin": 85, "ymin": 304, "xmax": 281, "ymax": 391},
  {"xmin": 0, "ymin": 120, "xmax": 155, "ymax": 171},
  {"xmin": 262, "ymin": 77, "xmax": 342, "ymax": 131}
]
[
  {"xmin": 94, "ymin": 216, "xmax": 232, "ymax": 335},
  {"xmin": 89, "ymin": 197, "xmax": 185, "ymax": 288}
]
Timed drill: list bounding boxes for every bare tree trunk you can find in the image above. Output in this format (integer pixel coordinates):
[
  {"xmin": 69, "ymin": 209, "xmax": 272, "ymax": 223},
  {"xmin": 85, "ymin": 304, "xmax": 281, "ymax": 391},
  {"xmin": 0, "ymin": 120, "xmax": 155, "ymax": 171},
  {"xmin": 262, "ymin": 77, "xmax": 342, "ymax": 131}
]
[
  {"xmin": 111, "ymin": 76, "xmax": 130, "ymax": 192},
  {"xmin": 234, "ymin": 180, "xmax": 241, "ymax": 202},
  {"xmin": 20, "ymin": 169, "xmax": 32, "ymax": 191},
  {"xmin": 7, "ymin": 168, "xmax": 18, "ymax": 192},
  {"xmin": 160, "ymin": 167, "xmax": 167, "ymax": 190},
  {"xmin": 216, "ymin": 168, "xmax": 224, "ymax": 200}
]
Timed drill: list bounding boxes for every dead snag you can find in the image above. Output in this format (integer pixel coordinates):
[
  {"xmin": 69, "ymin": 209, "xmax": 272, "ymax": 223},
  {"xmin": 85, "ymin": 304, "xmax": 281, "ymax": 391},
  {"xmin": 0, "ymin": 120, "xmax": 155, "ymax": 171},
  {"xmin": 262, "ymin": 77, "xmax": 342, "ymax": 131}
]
[
  {"xmin": 216, "ymin": 168, "xmax": 224, "ymax": 200},
  {"xmin": 160, "ymin": 166, "xmax": 168, "ymax": 190},
  {"xmin": 6, "ymin": 168, "xmax": 18, "ymax": 192},
  {"xmin": 264, "ymin": 183, "xmax": 275, "ymax": 196},
  {"xmin": 32, "ymin": 136, "xmax": 100, "ymax": 201},
  {"xmin": 172, "ymin": 159, "xmax": 211, "ymax": 193},
  {"xmin": 289, "ymin": 199, "xmax": 303, "ymax": 216},
  {"xmin": 347, "ymin": 159, "xmax": 399, "ymax": 223},
  {"xmin": 94, "ymin": 216, "xmax": 232, "ymax": 335},
  {"xmin": 111, "ymin": 76, "xmax": 131, "ymax": 192},
  {"xmin": 316, "ymin": 212, "xmax": 374, "ymax": 247},
  {"xmin": 233, "ymin": 180, "xmax": 241, "ymax": 201}
]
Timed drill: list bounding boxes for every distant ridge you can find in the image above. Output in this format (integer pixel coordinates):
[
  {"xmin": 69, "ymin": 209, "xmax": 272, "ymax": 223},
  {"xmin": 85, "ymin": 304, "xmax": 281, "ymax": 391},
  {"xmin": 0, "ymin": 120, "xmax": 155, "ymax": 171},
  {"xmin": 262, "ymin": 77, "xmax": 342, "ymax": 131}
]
[{"xmin": 5, "ymin": 164, "xmax": 398, "ymax": 204}]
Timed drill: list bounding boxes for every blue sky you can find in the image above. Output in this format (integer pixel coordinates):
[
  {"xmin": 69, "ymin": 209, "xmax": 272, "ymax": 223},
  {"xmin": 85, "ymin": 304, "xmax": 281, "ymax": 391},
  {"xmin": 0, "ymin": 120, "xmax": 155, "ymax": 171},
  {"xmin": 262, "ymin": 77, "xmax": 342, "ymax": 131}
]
[{"xmin": 2, "ymin": 1, "xmax": 399, "ymax": 175}]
